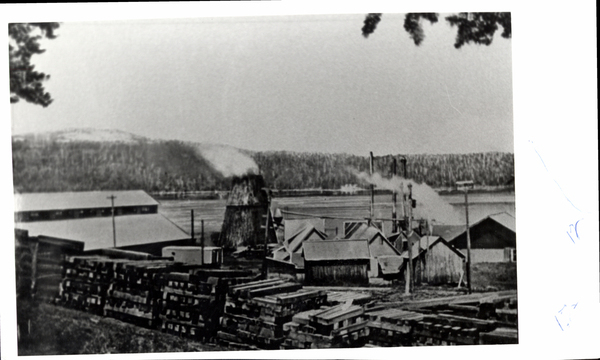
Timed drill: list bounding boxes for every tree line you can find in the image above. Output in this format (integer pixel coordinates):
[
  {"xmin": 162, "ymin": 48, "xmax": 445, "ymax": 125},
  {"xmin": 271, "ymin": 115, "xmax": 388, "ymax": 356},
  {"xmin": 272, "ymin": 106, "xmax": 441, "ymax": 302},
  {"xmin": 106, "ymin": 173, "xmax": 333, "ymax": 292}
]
[{"xmin": 12, "ymin": 138, "xmax": 514, "ymax": 193}]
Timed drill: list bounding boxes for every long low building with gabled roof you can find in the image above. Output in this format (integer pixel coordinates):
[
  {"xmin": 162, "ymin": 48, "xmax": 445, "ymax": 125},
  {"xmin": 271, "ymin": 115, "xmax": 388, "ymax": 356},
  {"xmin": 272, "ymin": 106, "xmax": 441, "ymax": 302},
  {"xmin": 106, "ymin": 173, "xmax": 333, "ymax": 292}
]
[{"xmin": 14, "ymin": 190, "xmax": 191, "ymax": 255}]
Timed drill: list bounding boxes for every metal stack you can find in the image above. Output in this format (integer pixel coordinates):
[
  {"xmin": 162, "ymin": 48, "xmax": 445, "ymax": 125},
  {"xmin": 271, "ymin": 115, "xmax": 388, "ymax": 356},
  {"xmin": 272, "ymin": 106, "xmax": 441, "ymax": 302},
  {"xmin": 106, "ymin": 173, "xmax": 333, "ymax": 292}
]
[
  {"xmin": 218, "ymin": 278, "xmax": 327, "ymax": 349},
  {"xmin": 281, "ymin": 303, "xmax": 369, "ymax": 349}
]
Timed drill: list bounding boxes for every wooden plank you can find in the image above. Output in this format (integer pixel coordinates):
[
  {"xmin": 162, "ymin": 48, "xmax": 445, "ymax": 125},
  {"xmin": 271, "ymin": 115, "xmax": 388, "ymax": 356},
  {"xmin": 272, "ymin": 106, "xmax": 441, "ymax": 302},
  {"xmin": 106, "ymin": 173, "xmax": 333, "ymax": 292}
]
[
  {"xmin": 247, "ymin": 283, "xmax": 302, "ymax": 298},
  {"xmin": 311, "ymin": 305, "xmax": 363, "ymax": 325},
  {"xmin": 230, "ymin": 278, "xmax": 288, "ymax": 295}
]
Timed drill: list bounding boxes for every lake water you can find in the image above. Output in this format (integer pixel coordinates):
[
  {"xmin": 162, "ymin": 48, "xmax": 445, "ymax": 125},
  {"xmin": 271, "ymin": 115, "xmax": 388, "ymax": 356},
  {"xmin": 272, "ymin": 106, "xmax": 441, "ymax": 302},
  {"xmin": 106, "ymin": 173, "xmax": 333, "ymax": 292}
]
[{"xmin": 158, "ymin": 192, "xmax": 515, "ymax": 242}]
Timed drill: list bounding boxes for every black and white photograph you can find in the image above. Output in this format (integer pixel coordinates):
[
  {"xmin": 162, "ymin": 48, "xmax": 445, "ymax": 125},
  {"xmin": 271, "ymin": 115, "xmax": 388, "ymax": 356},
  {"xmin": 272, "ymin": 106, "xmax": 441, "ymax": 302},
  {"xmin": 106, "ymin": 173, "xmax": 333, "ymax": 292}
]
[{"xmin": 3, "ymin": 3, "xmax": 598, "ymax": 359}]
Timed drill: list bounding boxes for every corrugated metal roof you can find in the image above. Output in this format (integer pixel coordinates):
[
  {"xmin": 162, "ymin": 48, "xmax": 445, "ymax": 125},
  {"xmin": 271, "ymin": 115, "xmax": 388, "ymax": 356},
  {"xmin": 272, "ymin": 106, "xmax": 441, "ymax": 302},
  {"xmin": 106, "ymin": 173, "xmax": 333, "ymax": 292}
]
[
  {"xmin": 303, "ymin": 239, "xmax": 370, "ymax": 261},
  {"xmin": 14, "ymin": 213, "xmax": 189, "ymax": 251},
  {"xmin": 14, "ymin": 190, "xmax": 158, "ymax": 212}
]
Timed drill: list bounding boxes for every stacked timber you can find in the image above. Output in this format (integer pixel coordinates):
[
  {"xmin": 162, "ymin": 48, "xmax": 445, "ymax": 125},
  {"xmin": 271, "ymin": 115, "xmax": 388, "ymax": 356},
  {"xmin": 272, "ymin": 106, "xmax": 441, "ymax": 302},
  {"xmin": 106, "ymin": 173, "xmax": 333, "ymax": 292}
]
[
  {"xmin": 411, "ymin": 313, "xmax": 496, "ymax": 345},
  {"xmin": 326, "ymin": 291, "xmax": 373, "ymax": 306},
  {"xmin": 158, "ymin": 272, "xmax": 225, "ymax": 340},
  {"xmin": 59, "ymin": 256, "xmax": 125, "ymax": 314},
  {"xmin": 103, "ymin": 259, "xmax": 174, "ymax": 328},
  {"xmin": 218, "ymin": 278, "xmax": 326, "ymax": 349},
  {"xmin": 281, "ymin": 303, "xmax": 369, "ymax": 349},
  {"xmin": 365, "ymin": 308, "xmax": 425, "ymax": 347},
  {"xmin": 15, "ymin": 231, "xmax": 84, "ymax": 302}
]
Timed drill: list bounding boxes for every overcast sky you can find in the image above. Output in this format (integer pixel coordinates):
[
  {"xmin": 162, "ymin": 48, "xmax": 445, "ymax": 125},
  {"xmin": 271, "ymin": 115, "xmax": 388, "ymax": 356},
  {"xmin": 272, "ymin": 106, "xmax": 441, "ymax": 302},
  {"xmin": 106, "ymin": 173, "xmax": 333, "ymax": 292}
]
[{"xmin": 10, "ymin": 13, "xmax": 513, "ymax": 156}]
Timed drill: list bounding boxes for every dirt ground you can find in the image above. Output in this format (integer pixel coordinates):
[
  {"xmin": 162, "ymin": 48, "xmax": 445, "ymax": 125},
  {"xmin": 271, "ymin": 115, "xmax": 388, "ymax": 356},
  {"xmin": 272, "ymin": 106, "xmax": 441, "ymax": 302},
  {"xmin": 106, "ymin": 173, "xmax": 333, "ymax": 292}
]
[{"xmin": 15, "ymin": 300, "xmax": 227, "ymax": 356}]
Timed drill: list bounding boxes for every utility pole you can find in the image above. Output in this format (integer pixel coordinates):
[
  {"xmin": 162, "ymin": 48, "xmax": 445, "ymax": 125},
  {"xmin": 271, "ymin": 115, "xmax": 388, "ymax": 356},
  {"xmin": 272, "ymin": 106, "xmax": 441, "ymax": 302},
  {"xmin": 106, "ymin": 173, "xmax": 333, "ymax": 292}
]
[
  {"xmin": 457, "ymin": 180, "xmax": 474, "ymax": 294},
  {"xmin": 201, "ymin": 219, "xmax": 205, "ymax": 266},
  {"xmin": 107, "ymin": 195, "xmax": 117, "ymax": 248},
  {"xmin": 408, "ymin": 183, "xmax": 414, "ymax": 292},
  {"xmin": 262, "ymin": 188, "xmax": 272, "ymax": 279},
  {"xmin": 400, "ymin": 156, "xmax": 407, "ymax": 231},
  {"xmin": 191, "ymin": 210, "xmax": 195, "ymax": 243}
]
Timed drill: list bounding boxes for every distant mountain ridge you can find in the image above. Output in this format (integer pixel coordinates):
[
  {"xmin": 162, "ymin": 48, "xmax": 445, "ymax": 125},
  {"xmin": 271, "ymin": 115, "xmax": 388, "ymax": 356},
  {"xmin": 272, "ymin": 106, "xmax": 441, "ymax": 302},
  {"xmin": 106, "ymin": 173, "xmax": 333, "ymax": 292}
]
[
  {"xmin": 11, "ymin": 129, "xmax": 514, "ymax": 193},
  {"xmin": 12, "ymin": 128, "xmax": 151, "ymax": 144}
]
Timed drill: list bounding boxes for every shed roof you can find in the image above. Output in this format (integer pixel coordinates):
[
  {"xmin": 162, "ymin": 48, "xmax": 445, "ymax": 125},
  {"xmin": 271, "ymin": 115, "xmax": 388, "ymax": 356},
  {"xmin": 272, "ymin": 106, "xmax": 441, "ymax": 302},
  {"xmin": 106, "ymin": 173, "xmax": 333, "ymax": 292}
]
[
  {"xmin": 486, "ymin": 212, "xmax": 516, "ymax": 232},
  {"xmin": 284, "ymin": 219, "xmax": 325, "ymax": 240},
  {"xmin": 377, "ymin": 255, "xmax": 404, "ymax": 275},
  {"xmin": 14, "ymin": 190, "xmax": 158, "ymax": 212},
  {"xmin": 431, "ymin": 225, "xmax": 465, "ymax": 241},
  {"xmin": 286, "ymin": 224, "xmax": 327, "ymax": 253},
  {"xmin": 401, "ymin": 235, "xmax": 465, "ymax": 261},
  {"xmin": 303, "ymin": 239, "xmax": 370, "ymax": 261},
  {"xmin": 344, "ymin": 222, "xmax": 380, "ymax": 240},
  {"xmin": 15, "ymin": 213, "xmax": 189, "ymax": 251},
  {"xmin": 432, "ymin": 212, "xmax": 515, "ymax": 243},
  {"xmin": 345, "ymin": 223, "xmax": 401, "ymax": 256}
]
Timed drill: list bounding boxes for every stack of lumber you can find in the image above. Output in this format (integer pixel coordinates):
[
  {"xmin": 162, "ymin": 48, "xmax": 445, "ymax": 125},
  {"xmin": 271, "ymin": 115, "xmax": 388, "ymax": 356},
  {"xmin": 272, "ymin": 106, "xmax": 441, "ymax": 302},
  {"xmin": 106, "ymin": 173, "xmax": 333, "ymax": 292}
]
[
  {"xmin": 411, "ymin": 313, "xmax": 496, "ymax": 345},
  {"xmin": 15, "ymin": 232, "xmax": 84, "ymax": 302},
  {"xmin": 59, "ymin": 256, "xmax": 121, "ymax": 314},
  {"xmin": 103, "ymin": 259, "xmax": 174, "ymax": 328},
  {"xmin": 365, "ymin": 308, "xmax": 425, "ymax": 347},
  {"xmin": 326, "ymin": 291, "xmax": 373, "ymax": 306},
  {"xmin": 281, "ymin": 303, "xmax": 369, "ymax": 349},
  {"xmin": 218, "ymin": 278, "xmax": 326, "ymax": 349},
  {"xmin": 158, "ymin": 272, "xmax": 224, "ymax": 341}
]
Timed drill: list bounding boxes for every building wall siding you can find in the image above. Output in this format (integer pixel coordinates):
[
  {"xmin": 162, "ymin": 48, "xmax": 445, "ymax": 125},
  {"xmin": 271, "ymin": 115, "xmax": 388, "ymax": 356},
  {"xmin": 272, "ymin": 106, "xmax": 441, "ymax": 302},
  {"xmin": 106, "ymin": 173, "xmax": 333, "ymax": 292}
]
[
  {"xmin": 461, "ymin": 248, "xmax": 505, "ymax": 263},
  {"xmin": 305, "ymin": 261, "xmax": 369, "ymax": 286},
  {"xmin": 418, "ymin": 244, "xmax": 465, "ymax": 284}
]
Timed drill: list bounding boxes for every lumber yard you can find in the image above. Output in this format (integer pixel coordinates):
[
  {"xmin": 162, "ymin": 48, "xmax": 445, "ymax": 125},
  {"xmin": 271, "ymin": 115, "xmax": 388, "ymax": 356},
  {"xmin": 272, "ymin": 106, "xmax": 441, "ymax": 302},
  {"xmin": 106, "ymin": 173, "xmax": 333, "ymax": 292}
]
[{"xmin": 17, "ymin": 246, "xmax": 517, "ymax": 350}]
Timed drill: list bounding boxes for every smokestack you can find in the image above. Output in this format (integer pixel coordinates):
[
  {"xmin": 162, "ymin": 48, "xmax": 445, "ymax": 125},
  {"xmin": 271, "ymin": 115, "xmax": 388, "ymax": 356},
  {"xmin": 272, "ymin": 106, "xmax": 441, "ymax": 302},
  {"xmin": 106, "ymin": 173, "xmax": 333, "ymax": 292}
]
[
  {"xmin": 219, "ymin": 174, "xmax": 269, "ymax": 251},
  {"xmin": 392, "ymin": 158, "xmax": 397, "ymax": 233},
  {"xmin": 369, "ymin": 152, "xmax": 374, "ymax": 222}
]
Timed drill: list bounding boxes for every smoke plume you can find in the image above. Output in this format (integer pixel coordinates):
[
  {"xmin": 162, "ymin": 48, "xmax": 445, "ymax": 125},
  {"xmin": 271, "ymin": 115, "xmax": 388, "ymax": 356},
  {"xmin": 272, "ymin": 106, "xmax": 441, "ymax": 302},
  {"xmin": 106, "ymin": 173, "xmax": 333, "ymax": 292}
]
[
  {"xmin": 194, "ymin": 143, "xmax": 259, "ymax": 177},
  {"xmin": 353, "ymin": 171, "xmax": 462, "ymax": 225}
]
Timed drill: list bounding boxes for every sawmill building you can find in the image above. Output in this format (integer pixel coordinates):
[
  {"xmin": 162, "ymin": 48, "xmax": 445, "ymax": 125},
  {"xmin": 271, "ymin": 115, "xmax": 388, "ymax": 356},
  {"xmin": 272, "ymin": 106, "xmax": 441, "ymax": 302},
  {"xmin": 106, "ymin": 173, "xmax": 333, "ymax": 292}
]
[{"xmin": 14, "ymin": 190, "xmax": 191, "ymax": 255}]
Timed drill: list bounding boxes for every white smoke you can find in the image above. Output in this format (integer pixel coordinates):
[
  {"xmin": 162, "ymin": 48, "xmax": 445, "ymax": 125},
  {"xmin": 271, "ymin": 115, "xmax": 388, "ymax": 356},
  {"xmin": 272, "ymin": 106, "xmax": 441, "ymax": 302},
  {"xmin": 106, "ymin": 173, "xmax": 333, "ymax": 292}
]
[
  {"xmin": 194, "ymin": 143, "xmax": 259, "ymax": 177},
  {"xmin": 353, "ymin": 171, "xmax": 462, "ymax": 225}
]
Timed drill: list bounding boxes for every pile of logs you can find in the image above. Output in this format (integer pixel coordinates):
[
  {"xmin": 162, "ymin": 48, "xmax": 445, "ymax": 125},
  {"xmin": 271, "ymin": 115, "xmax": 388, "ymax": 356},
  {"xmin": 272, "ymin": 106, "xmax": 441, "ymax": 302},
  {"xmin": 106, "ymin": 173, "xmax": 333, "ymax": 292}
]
[
  {"xmin": 281, "ymin": 302, "xmax": 369, "ymax": 349},
  {"xmin": 218, "ymin": 278, "xmax": 327, "ymax": 349}
]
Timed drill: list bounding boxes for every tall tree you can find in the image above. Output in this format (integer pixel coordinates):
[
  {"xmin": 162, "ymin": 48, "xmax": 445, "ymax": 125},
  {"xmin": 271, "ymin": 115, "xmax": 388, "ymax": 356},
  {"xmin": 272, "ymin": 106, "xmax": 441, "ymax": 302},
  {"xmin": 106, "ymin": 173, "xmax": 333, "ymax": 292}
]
[
  {"xmin": 362, "ymin": 12, "xmax": 511, "ymax": 48},
  {"xmin": 9, "ymin": 22, "xmax": 60, "ymax": 107}
]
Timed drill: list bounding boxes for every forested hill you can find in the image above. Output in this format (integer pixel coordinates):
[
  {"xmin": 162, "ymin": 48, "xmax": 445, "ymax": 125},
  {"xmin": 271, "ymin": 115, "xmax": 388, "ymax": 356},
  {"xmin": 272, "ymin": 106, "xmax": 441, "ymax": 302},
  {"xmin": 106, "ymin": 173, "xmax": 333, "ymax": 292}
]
[{"xmin": 11, "ymin": 135, "xmax": 514, "ymax": 193}]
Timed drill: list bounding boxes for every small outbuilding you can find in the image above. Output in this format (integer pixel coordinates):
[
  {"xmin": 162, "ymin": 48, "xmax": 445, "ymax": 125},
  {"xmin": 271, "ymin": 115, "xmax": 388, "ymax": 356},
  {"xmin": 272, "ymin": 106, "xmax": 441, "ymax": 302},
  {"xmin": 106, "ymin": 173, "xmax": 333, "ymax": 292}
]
[
  {"xmin": 302, "ymin": 239, "xmax": 370, "ymax": 286},
  {"xmin": 273, "ymin": 223, "xmax": 327, "ymax": 268},
  {"xmin": 400, "ymin": 235, "xmax": 466, "ymax": 285},
  {"xmin": 344, "ymin": 223, "xmax": 402, "ymax": 278}
]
